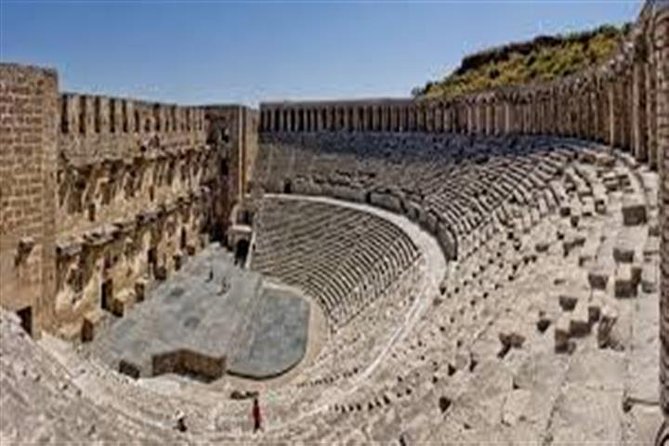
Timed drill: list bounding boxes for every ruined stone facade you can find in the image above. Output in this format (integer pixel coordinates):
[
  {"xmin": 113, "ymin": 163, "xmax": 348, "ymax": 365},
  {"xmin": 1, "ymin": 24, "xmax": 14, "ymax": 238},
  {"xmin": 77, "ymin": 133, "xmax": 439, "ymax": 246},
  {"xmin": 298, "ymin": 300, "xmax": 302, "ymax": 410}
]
[{"xmin": 0, "ymin": 64, "xmax": 255, "ymax": 340}]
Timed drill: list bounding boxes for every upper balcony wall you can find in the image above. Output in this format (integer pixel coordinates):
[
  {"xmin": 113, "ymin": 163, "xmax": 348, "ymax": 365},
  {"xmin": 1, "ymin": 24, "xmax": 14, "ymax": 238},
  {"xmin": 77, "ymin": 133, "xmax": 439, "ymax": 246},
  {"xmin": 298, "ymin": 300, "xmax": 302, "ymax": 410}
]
[{"xmin": 59, "ymin": 94, "xmax": 207, "ymax": 165}]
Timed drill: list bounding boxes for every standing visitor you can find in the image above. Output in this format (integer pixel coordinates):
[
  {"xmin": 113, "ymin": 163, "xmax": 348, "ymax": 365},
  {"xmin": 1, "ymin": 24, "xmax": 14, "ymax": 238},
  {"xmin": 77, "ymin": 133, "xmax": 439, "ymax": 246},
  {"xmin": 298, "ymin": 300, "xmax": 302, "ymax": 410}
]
[{"xmin": 252, "ymin": 396, "xmax": 262, "ymax": 433}]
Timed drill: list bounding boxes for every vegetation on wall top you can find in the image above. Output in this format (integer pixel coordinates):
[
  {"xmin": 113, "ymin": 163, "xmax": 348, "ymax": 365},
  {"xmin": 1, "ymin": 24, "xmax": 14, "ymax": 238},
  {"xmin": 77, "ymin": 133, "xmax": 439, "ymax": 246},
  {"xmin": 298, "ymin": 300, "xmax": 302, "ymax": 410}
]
[{"xmin": 413, "ymin": 23, "xmax": 631, "ymax": 99}]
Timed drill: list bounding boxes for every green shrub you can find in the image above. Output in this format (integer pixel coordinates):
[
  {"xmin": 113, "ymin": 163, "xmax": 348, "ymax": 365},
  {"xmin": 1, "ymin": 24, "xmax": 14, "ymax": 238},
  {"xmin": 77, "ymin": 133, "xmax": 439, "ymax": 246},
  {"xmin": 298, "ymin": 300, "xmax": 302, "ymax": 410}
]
[{"xmin": 416, "ymin": 22, "xmax": 628, "ymax": 99}]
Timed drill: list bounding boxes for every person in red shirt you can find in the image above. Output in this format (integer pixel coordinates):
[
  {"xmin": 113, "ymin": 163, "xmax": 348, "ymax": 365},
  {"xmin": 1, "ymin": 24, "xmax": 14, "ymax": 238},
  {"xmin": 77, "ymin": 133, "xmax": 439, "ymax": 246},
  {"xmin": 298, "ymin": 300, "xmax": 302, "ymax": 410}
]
[{"xmin": 252, "ymin": 396, "xmax": 262, "ymax": 433}]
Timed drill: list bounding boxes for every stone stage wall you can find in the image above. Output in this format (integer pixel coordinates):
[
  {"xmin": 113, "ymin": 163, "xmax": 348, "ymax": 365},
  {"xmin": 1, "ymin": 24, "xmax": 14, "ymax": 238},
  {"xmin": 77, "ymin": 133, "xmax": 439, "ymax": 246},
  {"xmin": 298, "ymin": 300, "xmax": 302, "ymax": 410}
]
[{"xmin": 0, "ymin": 64, "xmax": 258, "ymax": 342}]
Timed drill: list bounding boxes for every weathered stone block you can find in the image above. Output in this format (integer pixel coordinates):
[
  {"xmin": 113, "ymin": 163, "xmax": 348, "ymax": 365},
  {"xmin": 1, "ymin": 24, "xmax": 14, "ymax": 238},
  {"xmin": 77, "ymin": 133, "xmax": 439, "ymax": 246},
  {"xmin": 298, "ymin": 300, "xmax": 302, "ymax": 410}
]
[
  {"xmin": 569, "ymin": 301, "xmax": 591, "ymax": 338},
  {"xmin": 110, "ymin": 291, "xmax": 134, "ymax": 317},
  {"xmin": 135, "ymin": 279, "xmax": 147, "ymax": 302},
  {"xmin": 555, "ymin": 316, "xmax": 572, "ymax": 353},
  {"xmin": 597, "ymin": 306, "xmax": 618, "ymax": 349},
  {"xmin": 614, "ymin": 264, "xmax": 637, "ymax": 298},
  {"xmin": 621, "ymin": 197, "xmax": 646, "ymax": 226},
  {"xmin": 559, "ymin": 294, "xmax": 578, "ymax": 311},
  {"xmin": 588, "ymin": 267, "xmax": 609, "ymax": 290},
  {"xmin": 641, "ymin": 263, "xmax": 656, "ymax": 293},
  {"xmin": 613, "ymin": 245, "xmax": 635, "ymax": 263},
  {"xmin": 587, "ymin": 299, "xmax": 601, "ymax": 324},
  {"xmin": 81, "ymin": 309, "xmax": 104, "ymax": 343},
  {"xmin": 535, "ymin": 242, "xmax": 549, "ymax": 253}
]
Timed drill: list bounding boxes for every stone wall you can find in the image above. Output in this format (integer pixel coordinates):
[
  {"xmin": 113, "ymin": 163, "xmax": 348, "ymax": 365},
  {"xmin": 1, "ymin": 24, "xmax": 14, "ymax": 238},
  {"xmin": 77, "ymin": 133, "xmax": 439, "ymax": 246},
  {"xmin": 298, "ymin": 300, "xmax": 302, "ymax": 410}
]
[
  {"xmin": 53, "ymin": 94, "xmax": 216, "ymax": 336},
  {"xmin": 204, "ymin": 106, "xmax": 259, "ymax": 221},
  {"xmin": 0, "ymin": 65, "xmax": 258, "ymax": 340},
  {"xmin": 0, "ymin": 64, "xmax": 59, "ymax": 337}
]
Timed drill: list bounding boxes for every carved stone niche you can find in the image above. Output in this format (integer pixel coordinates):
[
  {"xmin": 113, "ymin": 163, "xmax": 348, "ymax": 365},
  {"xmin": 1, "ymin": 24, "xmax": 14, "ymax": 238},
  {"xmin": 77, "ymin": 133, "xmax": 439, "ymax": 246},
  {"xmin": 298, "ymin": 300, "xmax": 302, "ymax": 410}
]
[{"xmin": 15, "ymin": 237, "xmax": 35, "ymax": 266}]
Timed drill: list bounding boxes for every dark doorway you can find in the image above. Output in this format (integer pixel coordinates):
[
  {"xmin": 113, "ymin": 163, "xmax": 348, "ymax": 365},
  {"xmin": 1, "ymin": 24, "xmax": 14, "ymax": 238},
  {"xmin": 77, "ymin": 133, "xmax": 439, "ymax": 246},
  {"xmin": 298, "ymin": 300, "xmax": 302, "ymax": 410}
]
[
  {"xmin": 147, "ymin": 247, "xmax": 157, "ymax": 277},
  {"xmin": 283, "ymin": 179, "xmax": 292, "ymax": 194},
  {"xmin": 16, "ymin": 306, "xmax": 32, "ymax": 336},
  {"xmin": 235, "ymin": 239, "xmax": 250, "ymax": 267},
  {"xmin": 240, "ymin": 211, "xmax": 252, "ymax": 225},
  {"xmin": 180, "ymin": 228, "xmax": 187, "ymax": 250},
  {"xmin": 101, "ymin": 279, "xmax": 113, "ymax": 312}
]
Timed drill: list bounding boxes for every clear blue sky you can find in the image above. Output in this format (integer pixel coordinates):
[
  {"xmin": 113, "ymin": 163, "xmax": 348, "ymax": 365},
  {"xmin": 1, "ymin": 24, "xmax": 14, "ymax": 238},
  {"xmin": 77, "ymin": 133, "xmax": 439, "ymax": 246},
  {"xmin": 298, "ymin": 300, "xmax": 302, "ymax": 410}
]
[{"xmin": 1, "ymin": 0, "xmax": 640, "ymax": 106}]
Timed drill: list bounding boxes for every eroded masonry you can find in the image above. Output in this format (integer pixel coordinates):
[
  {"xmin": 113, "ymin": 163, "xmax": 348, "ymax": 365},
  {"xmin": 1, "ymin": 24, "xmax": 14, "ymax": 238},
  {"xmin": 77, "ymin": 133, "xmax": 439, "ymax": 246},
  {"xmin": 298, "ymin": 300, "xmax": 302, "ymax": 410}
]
[{"xmin": 0, "ymin": 0, "xmax": 667, "ymax": 443}]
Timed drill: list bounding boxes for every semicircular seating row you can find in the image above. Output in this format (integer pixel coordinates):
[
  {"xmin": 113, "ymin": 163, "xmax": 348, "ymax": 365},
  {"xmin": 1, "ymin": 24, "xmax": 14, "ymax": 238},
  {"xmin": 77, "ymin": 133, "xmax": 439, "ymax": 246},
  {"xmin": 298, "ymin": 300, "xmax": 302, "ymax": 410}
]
[
  {"xmin": 255, "ymin": 133, "xmax": 588, "ymax": 262},
  {"xmin": 2, "ymin": 134, "xmax": 643, "ymax": 444},
  {"xmin": 251, "ymin": 197, "xmax": 421, "ymax": 329}
]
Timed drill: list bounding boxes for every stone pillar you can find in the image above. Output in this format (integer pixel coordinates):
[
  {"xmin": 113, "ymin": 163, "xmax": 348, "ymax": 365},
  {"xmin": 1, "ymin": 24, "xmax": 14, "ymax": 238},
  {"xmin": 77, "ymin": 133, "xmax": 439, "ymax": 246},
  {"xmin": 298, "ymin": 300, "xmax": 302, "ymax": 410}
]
[
  {"xmin": 383, "ymin": 105, "xmax": 392, "ymax": 132},
  {"xmin": 435, "ymin": 104, "xmax": 444, "ymax": 133},
  {"xmin": 622, "ymin": 73, "xmax": 633, "ymax": 151},
  {"xmin": 647, "ymin": 37, "xmax": 659, "ymax": 168},
  {"xmin": 0, "ymin": 64, "xmax": 59, "ymax": 336},
  {"xmin": 609, "ymin": 81, "xmax": 618, "ymax": 146},
  {"xmin": 633, "ymin": 60, "xmax": 648, "ymax": 161}
]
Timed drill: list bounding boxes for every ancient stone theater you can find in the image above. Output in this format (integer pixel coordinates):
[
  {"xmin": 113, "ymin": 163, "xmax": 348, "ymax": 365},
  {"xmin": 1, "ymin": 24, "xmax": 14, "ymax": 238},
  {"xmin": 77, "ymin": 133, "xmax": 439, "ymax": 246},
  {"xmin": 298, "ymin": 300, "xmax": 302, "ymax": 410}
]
[{"xmin": 0, "ymin": 0, "xmax": 668, "ymax": 443}]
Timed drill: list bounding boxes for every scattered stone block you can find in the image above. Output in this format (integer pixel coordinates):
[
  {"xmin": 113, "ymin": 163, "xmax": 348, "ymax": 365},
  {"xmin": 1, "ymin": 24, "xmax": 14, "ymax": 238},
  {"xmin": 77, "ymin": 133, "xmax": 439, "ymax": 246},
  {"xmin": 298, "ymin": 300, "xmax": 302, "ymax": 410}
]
[
  {"xmin": 603, "ymin": 173, "xmax": 620, "ymax": 192},
  {"xmin": 537, "ymin": 312, "xmax": 551, "ymax": 333},
  {"xmin": 622, "ymin": 196, "xmax": 646, "ymax": 226},
  {"xmin": 535, "ymin": 242, "xmax": 549, "ymax": 253},
  {"xmin": 562, "ymin": 234, "xmax": 586, "ymax": 257},
  {"xmin": 587, "ymin": 297, "xmax": 602, "ymax": 323},
  {"xmin": 135, "ymin": 279, "xmax": 147, "ymax": 302},
  {"xmin": 578, "ymin": 253, "xmax": 594, "ymax": 268},
  {"xmin": 614, "ymin": 264, "xmax": 637, "ymax": 298},
  {"xmin": 631, "ymin": 264, "xmax": 642, "ymax": 286},
  {"xmin": 594, "ymin": 197, "xmax": 607, "ymax": 215},
  {"xmin": 154, "ymin": 265, "xmax": 168, "ymax": 281},
  {"xmin": 588, "ymin": 266, "xmax": 609, "ymax": 290},
  {"xmin": 559, "ymin": 294, "xmax": 578, "ymax": 311},
  {"xmin": 613, "ymin": 244, "xmax": 635, "ymax": 264},
  {"xmin": 595, "ymin": 154, "xmax": 616, "ymax": 168},
  {"xmin": 569, "ymin": 301, "xmax": 591, "ymax": 337},
  {"xmin": 499, "ymin": 332, "xmax": 525, "ymax": 348},
  {"xmin": 641, "ymin": 264, "xmax": 656, "ymax": 293},
  {"xmin": 110, "ymin": 291, "xmax": 134, "ymax": 317},
  {"xmin": 570, "ymin": 214, "xmax": 580, "ymax": 228},
  {"xmin": 119, "ymin": 359, "xmax": 141, "ymax": 379},
  {"xmin": 81, "ymin": 309, "xmax": 104, "ymax": 343},
  {"xmin": 581, "ymin": 198, "xmax": 594, "ymax": 217},
  {"xmin": 498, "ymin": 331, "xmax": 525, "ymax": 358},
  {"xmin": 643, "ymin": 236, "xmax": 659, "ymax": 260},
  {"xmin": 597, "ymin": 306, "xmax": 618, "ymax": 349},
  {"xmin": 554, "ymin": 316, "xmax": 572, "ymax": 353},
  {"xmin": 438, "ymin": 396, "xmax": 452, "ymax": 414}
]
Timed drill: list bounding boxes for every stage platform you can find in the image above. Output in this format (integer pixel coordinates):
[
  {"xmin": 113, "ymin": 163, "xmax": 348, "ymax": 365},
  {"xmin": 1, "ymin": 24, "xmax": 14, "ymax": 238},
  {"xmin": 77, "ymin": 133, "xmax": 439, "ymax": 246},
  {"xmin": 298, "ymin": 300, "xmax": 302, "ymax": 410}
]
[{"xmin": 89, "ymin": 243, "xmax": 310, "ymax": 381}]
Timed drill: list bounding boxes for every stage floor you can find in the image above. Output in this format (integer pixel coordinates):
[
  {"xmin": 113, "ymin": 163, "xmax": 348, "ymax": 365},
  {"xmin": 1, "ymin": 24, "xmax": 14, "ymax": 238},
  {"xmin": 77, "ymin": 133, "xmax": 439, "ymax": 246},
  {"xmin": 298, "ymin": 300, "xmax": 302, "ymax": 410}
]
[{"xmin": 89, "ymin": 243, "xmax": 310, "ymax": 380}]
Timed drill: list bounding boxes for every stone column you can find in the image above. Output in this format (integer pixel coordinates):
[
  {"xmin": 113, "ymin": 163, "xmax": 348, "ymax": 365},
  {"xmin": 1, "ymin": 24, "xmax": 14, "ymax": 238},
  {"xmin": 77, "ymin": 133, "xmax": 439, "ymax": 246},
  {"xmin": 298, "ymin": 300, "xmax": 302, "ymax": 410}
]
[
  {"xmin": 608, "ymin": 81, "xmax": 618, "ymax": 146},
  {"xmin": 647, "ymin": 36, "xmax": 658, "ymax": 168},
  {"xmin": 633, "ymin": 60, "xmax": 648, "ymax": 161}
]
